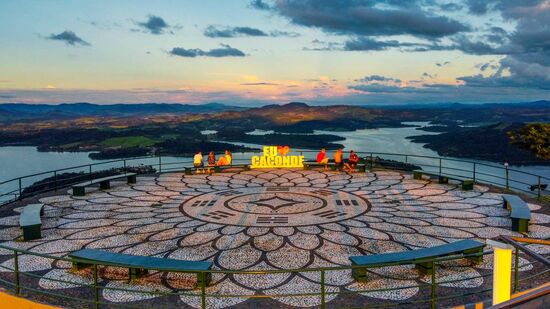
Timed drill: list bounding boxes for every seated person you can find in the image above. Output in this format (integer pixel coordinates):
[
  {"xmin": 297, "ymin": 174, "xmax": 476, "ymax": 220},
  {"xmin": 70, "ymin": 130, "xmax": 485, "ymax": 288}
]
[
  {"xmin": 334, "ymin": 148, "xmax": 343, "ymax": 170},
  {"xmin": 193, "ymin": 151, "xmax": 204, "ymax": 174},
  {"xmin": 316, "ymin": 148, "xmax": 329, "ymax": 171},
  {"xmin": 343, "ymin": 150, "xmax": 359, "ymax": 173},
  {"xmin": 217, "ymin": 150, "xmax": 232, "ymax": 166},
  {"xmin": 206, "ymin": 151, "xmax": 216, "ymax": 173}
]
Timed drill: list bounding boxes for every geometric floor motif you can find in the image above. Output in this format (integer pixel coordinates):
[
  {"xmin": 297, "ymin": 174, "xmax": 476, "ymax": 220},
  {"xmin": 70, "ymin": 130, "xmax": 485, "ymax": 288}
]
[{"xmin": 0, "ymin": 169, "xmax": 549, "ymax": 308}]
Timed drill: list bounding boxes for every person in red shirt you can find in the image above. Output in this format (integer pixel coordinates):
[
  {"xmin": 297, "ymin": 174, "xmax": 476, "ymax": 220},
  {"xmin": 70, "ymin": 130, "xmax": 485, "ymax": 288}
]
[
  {"xmin": 316, "ymin": 148, "xmax": 329, "ymax": 171},
  {"xmin": 343, "ymin": 150, "xmax": 359, "ymax": 173}
]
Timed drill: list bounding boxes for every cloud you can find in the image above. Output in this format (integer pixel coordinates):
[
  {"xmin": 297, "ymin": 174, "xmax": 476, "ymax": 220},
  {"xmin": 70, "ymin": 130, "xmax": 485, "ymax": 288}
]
[
  {"xmin": 135, "ymin": 15, "xmax": 172, "ymax": 34},
  {"xmin": 204, "ymin": 25, "xmax": 299, "ymax": 38},
  {"xmin": 46, "ymin": 31, "xmax": 90, "ymax": 46},
  {"xmin": 169, "ymin": 44, "xmax": 246, "ymax": 58},
  {"xmin": 204, "ymin": 26, "xmax": 267, "ymax": 38},
  {"xmin": 436, "ymin": 61, "xmax": 451, "ymax": 67},
  {"xmin": 256, "ymin": 0, "xmax": 469, "ymax": 39},
  {"xmin": 466, "ymin": 0, "xmax": 491, "ymax": 15},
  {"xmin": 356, "ymin": 75, "xmax": 401, "ymax": 83},
  {"xmin": 249, "ymin": 0, "xmax": 271, "ymax": 10},
  {"xmin": 240, "ymin": 82, "xmax": 280, "ymax": 86},
  {"xmin": 0, "ymin": 95, "xmax": 15, "ymax": 99}
]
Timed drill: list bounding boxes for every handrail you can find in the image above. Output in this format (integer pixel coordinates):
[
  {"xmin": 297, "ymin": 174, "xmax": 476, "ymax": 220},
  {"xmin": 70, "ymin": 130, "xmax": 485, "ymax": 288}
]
[{"xmin": 1, "ymin": 151, "xmax": 548, "ymax": 205}]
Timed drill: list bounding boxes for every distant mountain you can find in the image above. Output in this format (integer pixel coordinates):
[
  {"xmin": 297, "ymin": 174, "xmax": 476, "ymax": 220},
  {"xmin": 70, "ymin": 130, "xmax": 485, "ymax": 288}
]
[{"xmin": 0, "ymin": 102, "xmax": 245, "ymax": 122}]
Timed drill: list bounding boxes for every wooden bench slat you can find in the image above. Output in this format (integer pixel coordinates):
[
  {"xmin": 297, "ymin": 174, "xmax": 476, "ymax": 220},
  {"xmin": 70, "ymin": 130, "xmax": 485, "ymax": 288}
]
[
  {"xmin": 502, "ymin": 194, "xmax": 531, "ymax": 232},
  {"xmin": 350, "ymin": 239, "xmax": 484, "ymax": 266},
  {"xmin": 19, "ymin": 203, "xmax": 45, "ymax": 241},
  {"xmin": 70, "ymin": 249, "xmax": 211, "ymax": 271},
  {"xmin": 73, "ymin": 173, "xmax": 137, "ymax": 188},
  {"xmin": 349, "ymin": 240, "xmax": 485, "ymax": 281}
]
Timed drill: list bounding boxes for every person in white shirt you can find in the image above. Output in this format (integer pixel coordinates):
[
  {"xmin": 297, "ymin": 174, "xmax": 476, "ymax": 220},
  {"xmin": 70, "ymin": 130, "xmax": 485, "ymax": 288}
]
[{"xmin": 193, "ymin": 151, "xmax": 204, "ymax": 174}]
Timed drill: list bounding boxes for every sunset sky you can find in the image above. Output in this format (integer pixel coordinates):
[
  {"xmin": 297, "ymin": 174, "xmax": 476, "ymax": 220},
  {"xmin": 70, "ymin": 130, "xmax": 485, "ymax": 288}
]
[{"xmin": 0, "ymin": 0, "xmax": 548, "ymax": 105}]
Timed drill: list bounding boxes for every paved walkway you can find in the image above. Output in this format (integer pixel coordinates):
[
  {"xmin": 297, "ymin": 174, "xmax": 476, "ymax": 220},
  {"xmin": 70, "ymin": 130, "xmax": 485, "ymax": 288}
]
[{"xmin": 0, "ymin": 169, "xmax": 549, "ymax": 308}]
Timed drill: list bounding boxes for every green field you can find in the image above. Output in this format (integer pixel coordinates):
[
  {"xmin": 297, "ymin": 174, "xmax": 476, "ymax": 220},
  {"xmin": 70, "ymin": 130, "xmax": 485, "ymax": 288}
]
[{"xmin": 99, "ymin": 136, "xmax": 157, "ymax": 148}]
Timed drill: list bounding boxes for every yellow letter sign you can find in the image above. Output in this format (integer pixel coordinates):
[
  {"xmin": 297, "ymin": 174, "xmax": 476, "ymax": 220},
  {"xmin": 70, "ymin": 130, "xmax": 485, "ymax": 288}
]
[{"xmin": 251, "ymin": 146, "xmax": 304, "ymax": 169}]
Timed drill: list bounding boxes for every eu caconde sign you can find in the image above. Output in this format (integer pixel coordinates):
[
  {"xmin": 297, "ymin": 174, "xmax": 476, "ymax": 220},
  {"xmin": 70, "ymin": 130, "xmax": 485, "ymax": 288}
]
[{"xmin": 251, "ymin": 146, "xmax": 304, "ymax": 169}]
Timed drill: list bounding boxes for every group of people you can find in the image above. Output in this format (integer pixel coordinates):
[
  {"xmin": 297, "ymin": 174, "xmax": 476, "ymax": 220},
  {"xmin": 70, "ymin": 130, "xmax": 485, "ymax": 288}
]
[
  {"xmin": 191, "ymin": 148, "xmax": 360, "ymax": 174},
  {"xmin": 193, "ymin": 150, "xmax": 232, "ymax": 174},
  {"xmin": 316, "ymin": 148, "xmax": 360, "ymax": 172}
]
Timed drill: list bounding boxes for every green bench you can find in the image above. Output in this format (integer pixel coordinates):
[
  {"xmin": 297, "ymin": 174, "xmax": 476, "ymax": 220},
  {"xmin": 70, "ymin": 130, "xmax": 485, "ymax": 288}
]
[
  {"xmin": 502, "ymin": 194, "xmax": 531, "ymax": 233},
  {"xmin": 303, "ymin": 161, "xmax": 366, "ymax": 172},
  {"xmin": 185, "ymin": 164, "xmax": 250, "ymax": 175},
  {"xmin": 349, "ymin": 239, "xmax": 485, "ymax": 281},
  {"xmin": 413, "ymin": 170, "xmax": 474, "ymax": 190},
  {"xmin": 19, "ymin": 203, "xmax": 45, "ymax": 241},
  {"xmin": 72, "ymin": 173, "xmax": 137, "ymax": 196},
  {"xmin": 69, "ymin": 249, "xmax": 212, "ymax": 286}
]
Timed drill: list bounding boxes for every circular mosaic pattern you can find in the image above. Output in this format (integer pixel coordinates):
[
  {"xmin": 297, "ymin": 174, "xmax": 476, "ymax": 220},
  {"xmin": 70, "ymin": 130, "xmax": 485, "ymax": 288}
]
[
  {"xmin": 0, "ymin": 169, "xmax": 548, "ymax": 309},
  {"xmin": 182, "ymin": 186, "xmax": 370, "ymax": 226}
]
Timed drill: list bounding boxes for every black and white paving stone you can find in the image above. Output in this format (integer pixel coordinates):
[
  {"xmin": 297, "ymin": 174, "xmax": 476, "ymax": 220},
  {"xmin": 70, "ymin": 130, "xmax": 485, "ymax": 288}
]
[{"xmin": 0, "ymin": 169, "xmax": 549, "ymax": 308}]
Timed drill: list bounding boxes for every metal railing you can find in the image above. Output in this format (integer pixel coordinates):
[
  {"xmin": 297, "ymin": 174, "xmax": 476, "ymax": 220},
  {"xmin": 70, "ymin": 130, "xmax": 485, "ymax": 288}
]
[
  {"xmin": 1, "ymin": 244, "xmax": 547, "ymax": 309},
  {"xmin": 0, "ymin": 151, "xmax": 549, "ymax": 308},
  {"xmin": 1, "ymin": 151, "xmax": 548, "ymax": 206}
]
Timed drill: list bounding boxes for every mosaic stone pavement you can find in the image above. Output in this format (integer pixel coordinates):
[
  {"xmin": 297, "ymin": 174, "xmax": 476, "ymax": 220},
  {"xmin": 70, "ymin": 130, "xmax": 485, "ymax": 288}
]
[{"xmin": 1, "ymin": 169, "xmax": 550, "ymax": 308}]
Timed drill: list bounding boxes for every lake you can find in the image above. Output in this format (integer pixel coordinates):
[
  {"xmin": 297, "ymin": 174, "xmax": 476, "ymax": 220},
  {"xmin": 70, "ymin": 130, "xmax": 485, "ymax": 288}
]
[{"xmin": 1, "ymin": 123, "xmax": 548, "ymax": 201}]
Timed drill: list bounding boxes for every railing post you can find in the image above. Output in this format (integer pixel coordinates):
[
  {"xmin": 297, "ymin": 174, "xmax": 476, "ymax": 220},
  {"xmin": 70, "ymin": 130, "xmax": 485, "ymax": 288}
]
[
  {"xmin": 54, "ymin": 171, "xmax": 58, "ymax": 191},
  {"xmin": 13, "ymin": 250, "xmax": 20, "ymax": 295},
  {"xmin": 538, "ymin": 176, "xmax": 542, "ymax": 198},
  {"xmin": 159, "ymin": 156, "xmax": 162, "ymax": 173},
  {"xmin": 473, "ymin": 162, "xmax": 476, "ymax": 183},
  {"xmin": 123, "ymin": 159, "xmax": 127, "ymax": 172},
  {"xmin": 93, "ymin": 263, "xmax": 99, "ymax": 309},
  {"xmin": 321, "ymin": 270, "xmax": 326, "ymax": 309},
  {"xmin": 504, "ymin": 163, "xmax": 509, "ymax": 190},
  {"xmin": 370, "ymin": 153, "xmax": 373, "ymax": 170},
  {"xmin": 18, "ymin": 178, "xmax": 22, "ymax": 200},
  {"xmin": 89, "ymin": 165, "xmax": 92, "ymax": 181},
  {"xmin": 431, "ymin": 261, "xmax": 436, "ymax": 309},
  {"xmin": 201, "ymin": 272, "xmax": 206, "ymax": 309},
  {"xmin": 438, "ymin": 158, "xmax": 442, "ymax": 176},
  {"xmin": 513, "ymin": 248, "xmax": 519, "ymax": 292},
  {"xmin": 404, "ymin": 155, "xmax": 408, "ymax": 164}
]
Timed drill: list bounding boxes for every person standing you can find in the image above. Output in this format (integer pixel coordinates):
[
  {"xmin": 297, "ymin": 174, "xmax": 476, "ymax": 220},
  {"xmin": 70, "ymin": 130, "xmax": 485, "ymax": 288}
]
[
  {"xmin": 193, "ymin": 151, "xmax": 204, "ymax": 174},
  {"xmin": 316, "ymin": 148, "xmax": 329, "ymax": 171}
]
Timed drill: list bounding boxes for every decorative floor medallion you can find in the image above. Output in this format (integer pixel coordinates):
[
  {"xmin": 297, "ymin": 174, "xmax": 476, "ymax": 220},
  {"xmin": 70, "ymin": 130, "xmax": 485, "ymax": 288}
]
[
  {"xmin": 0, "ymin": 169, "xmax": 548, "ymax": 308},
  {"xmin": 182, "ymin": 187, "xmax": 371, "ymax": 226}
]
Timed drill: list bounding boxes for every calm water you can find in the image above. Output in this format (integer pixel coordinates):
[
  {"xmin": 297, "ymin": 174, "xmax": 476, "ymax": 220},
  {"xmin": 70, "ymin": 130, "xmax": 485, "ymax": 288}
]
[{"xmin": 1, "ymin": 124, "xmax": 548, "ymax": 199}]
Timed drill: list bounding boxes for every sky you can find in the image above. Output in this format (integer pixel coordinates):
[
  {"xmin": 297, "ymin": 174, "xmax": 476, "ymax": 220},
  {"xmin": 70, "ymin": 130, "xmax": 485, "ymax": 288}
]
[{"xmin": 0, "ymin": 0, "xmax": 549, "ymax": 106}]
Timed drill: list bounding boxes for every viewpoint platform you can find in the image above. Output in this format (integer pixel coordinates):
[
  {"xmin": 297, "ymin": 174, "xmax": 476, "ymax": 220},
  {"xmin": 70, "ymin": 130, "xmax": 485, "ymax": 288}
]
[{"xmin": 0, "ymin": 162, "xmax": 549, "ymax": 308}]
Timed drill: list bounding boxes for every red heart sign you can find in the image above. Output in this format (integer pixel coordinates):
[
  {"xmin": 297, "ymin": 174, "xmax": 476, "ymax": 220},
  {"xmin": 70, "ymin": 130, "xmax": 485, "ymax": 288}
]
[{"xmin": 277, "ymin": 145, "xmax": 290, "ymax": 156}]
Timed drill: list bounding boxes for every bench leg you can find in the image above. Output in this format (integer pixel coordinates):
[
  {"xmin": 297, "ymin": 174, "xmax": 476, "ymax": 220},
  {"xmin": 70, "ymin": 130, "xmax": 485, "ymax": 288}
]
[
  {"xmin": 184, "ymin": 168, "xmax": 192, "ymax": 175},
  {"xmin": 512, "ymin": 218, "xmax": 529, "ymax": 233},
  {"xmin": 244, "ymin": 165, "xmax": 250, "ymax": 171},
  {"xmin": 413, "ymin": 171, "xmax": 423, "ymax": 180},
  {"xmin": 351, "ymin": 267, "xmax": 368, "ymax": 282},
  {"xmin": 129, "ymin": 268, "xmax": 149, "ymax": 281},
  {"xmin": 22, "ymin": 224, "xmax": 42, "ymax": 241},
  {"xmin": 127, "ymin": 174, "xmax": 137, "ymax": 184},
  {"xmin": 73, "ymin": 186, "xmax": 85, "ymax": 196},
  {"xmin": 503, "ymin": 201, "xmax": 509, "ymax": 210},
  {"xmin": 358, "ymin": 165, "xmax": 366, "ymax": 172},
  {"xmin": 100, "ymin": 181, "xmax": 111, "ymax": 190},
  {"xmin": 71, "ymin": 261, "xmax": 92, "ymax": 271},
  {"xmin": 415, "ymin": 262, "xmax": 434, "ymax": 276},
  {"xmin": 464, "ymin": 248, "xmax": 484, "ymax": 264},
  {"xmin": 304, "ymin": 164, "xmax": 310, "ymax": 170},
  {"xmin": 462, "ymin": 181, "xmax": 474, "ymax": 191},
  {"xmin": 438, "ymin": 176, "xmax": 449, "ymax": 184}
]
